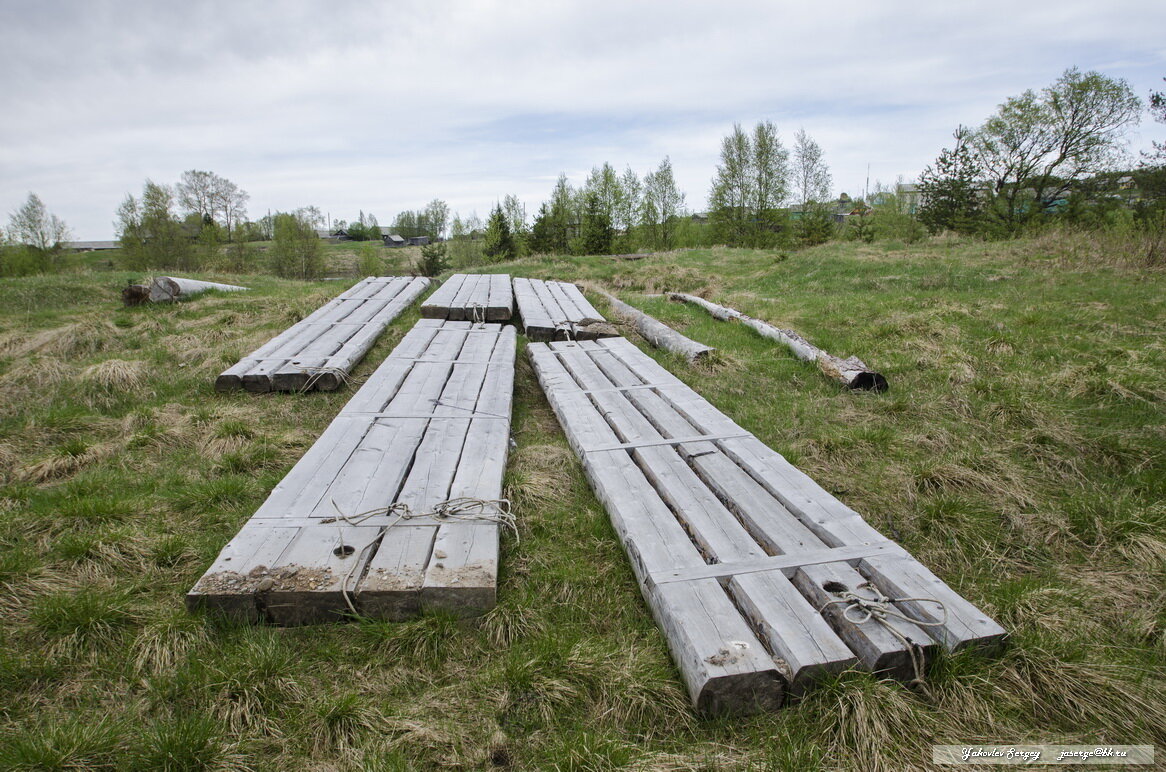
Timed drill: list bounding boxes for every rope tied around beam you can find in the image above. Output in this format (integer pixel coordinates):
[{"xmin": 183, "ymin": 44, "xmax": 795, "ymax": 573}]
[
  {"xmin": 297, "ymin": 365, "xmax": 354, "ymax": 392},
  {"xmin": 819, "ymin": 585, "xmax": 947, "ymax": 696},
  {"xmin": 326, "ymin": 496, "xmax": 517, "ymax": 616},
  {"xmin": 468, "ymin": 302, "xmax": 486, "ymax": 326}
]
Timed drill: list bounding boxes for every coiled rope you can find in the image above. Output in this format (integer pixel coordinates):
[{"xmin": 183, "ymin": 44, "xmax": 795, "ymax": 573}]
[{"xmin": 819, "ymin": 586, "xmax": 947, "ymax": 695}]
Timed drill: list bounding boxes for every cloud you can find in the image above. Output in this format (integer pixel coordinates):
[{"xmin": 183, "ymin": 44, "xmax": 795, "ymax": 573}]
[{"xmin": 2, "ymin": 0, "xmax": 1164, "ymax": 237}]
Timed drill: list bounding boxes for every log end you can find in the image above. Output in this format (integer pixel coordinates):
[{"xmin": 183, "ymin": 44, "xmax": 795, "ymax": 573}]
[
  {"xmin": 849, "ymin": 371, "xmax": 889, "ymax": 393},
  {"xmin": 214, "ymin": 374, "xmax": 242, "ymax": 392},
  {"xmin": 694, "ymin": 670, "xmax": 786, "ymax": 716}
]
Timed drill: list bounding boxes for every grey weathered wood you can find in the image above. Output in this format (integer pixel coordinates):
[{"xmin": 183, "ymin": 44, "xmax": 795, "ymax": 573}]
[
  {"xmin": 792, "ymin": 561, "xmax": 937, "ymax": 682},
  {"xmin": 217, "ymin": 276, "xmax": 430, "ymax": 392},
  {"xmin": 729, "ymin": 570, "xmax": 858, "ymax": 695},
  {"xmin": 186, "ymin": 523, "xmax": 300, "ymax": 622},
  {"xmin": 423, "ymin": 327, "xmax": 516, "ymax": 613},
  {"xmin": 857, "ymin": 554, "xmax": 1008, "ymax": 654},
  {"xmin": 149, "ymin": 276, "xmax": 249, "ymax": 302},
  {"xmin": 593, "ymin": 288, "xmax": 713, "ymax": 361},
  {"xmin": 190, "ymin": 319, "xmax": 516, "ymax": 623},
  {"xmin": 514, "ymin": 278, "xmax": 616, "ymax": 341},
  {"xmin": 650, "ymin": 578, "xmax": 785, "ymax": 714},
  {"xmin": 527, "ymin": 335, "xmax": 1005, "ymax": 710},
  {"xmin": 421, "ymin": 274, "xmax": 466, "ymax": 318},
  {"xmin": 421, "ymin": 274, "xmax": 513, "ymax": 321},
  {"xmin": 668, "ymin": 292, "xmax": 887, "ymax": 391}
]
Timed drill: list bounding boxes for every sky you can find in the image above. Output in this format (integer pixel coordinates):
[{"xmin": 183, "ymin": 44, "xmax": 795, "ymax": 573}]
[{"xmin": 1, "ymin": 0, "xmax": 1165, "ymax": 240}]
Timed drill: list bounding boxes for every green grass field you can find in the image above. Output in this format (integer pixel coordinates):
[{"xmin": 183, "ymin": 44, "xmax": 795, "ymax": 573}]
[{"xmin": 0, "ymin": 234, "xmax": 1163, "ymax": 770}]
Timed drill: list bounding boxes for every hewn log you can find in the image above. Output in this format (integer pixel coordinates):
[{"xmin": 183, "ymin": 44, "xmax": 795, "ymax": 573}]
[
  {"xmin": 591, "ymin": 287, "xmax": 714, "ymax": 362},
  {"xmin": 149, "ymin": 276, "xmax": 249, "ymax": 302},
  {"xmin": 668, "ymin": 293, "xmax": 887, "ymax": 391}
]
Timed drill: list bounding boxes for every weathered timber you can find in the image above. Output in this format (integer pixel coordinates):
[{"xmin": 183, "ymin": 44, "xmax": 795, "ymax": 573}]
[
  {"xmin": 591, "ymin": 288, "xmax": 714, "ymax": 362},
  {"xmin": 527, "ymin": 336, "xmax": 1005, "ymax": 713},
  {"xmin": 513, "ymin": 277, "xmax": 617, "ymax": 342},
  {"xmin": 216, "ymin": 276, "xmax": 430, "ymax": 393},
  {"xmin": 668, "ymin": 292, "xmax": 887, "ymax": 391},
  {"xmin": 421, "ymin": 273, "xmax": 513, "ymax": 321},
  {"xmin": 148, "ymin": 276, "xmax": 249, "ymax": 302},
  {"xmin": 189, "ymin": 319, "xmax": 516, "ymax": 623}
]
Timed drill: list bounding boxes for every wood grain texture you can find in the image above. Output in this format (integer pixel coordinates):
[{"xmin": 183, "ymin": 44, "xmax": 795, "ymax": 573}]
[
  {"xmin": 217, "ymin": 276, "xmax": 431, "ymax": 392},
  {"xmin": 527, "ymin": 335, "xmax": 1005, "ymax": 713},
  {"xmin": 190, "ymin": 319, "xmax": 516, "ymax": 623}
]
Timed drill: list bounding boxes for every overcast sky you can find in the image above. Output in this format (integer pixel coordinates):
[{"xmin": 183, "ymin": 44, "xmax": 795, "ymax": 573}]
[{"xmin": 2, "ymin": 0, "xmax": 1165, "ymax": 240}]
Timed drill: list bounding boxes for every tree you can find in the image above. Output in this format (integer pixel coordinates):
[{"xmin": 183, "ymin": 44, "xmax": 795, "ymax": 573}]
[
  {"xmin": 423, "ymin": 199, "xmax": 450, "ymax": 240},
  {"xmin": 708, "ymin": 122, "xmax": 789, "ymax": 246},
  {"xmin": 176, "ymin": 170, "xmax": 249, "ymax": 240},
  {"xmin": 8, "ymin": 192, "xmax": 70, "ymax": 252},
  {"xmin": 576, "ymin": 191, "xmax": 614, "ymax": 255},
  {"xmin": 641, "ymin": 157, "xmax": 686, "ymax": 250},
  {"xmin": 918, "ymin": 126, "xmax": 984, "ymax": 234},
  {"xmin": 614, "ymin": 166, "xmax": 642, "ymax": 248},
  {"xmin": 482, "ymin": 205, "xmax": 516, "ymax": 262},
  {"xmin": 969, "ymin": 67, "xmax": 1141, "ymax": 234},
  {"xmin": 270, "ymin": 211, "xmax": 323, "ymax": 279},
  {"xmin": 116, "ymin": 180, "xmax": 194, "ymax": 271},
  {"xmin": 792, "ymin": 129, "xmax": 832, "ymax": 205}
]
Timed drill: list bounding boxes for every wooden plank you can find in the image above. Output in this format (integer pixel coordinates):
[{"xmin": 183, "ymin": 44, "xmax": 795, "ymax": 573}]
[
  {"xmin": 220, "ymin": 277, "xmax": 429, "ymax": 393},
  {"xmin": 260, "ymin": 524, "xmax": 382, "ymax": 625},
  {"xmin": 420, "ymin": 326, "xmax": 516, "ymax": 614},
  {"xmin": 487, "ymin": 273, "xmax": 514, "ymax": 321},
  {"xmin": 186, "ymin": 523, "xmax": 300, "ymax": 622},
  {"xmin": 192, "ymin": 319, "xmax": 516, "ymax": 623},
  {"xmin": 358, "ymin": 525, "xmax": 436, "ymax": 620},
  {"xmin": 529, "ymin": 334, "xmax": 1005, "ymax": 710},
  {"xmin": 650, "ymin": 541, "xmax": 908, "ymax": 584},
  {"xmin": 449, "ymin": 274, "xmax": 481, "ymax": 321},
  {"xmin": 421, "ymin": 274, "xmax": 466, "ymax": 319},
  {"xmin": 650, "ymin": 579, "xmax": 785, "ymax": 714},
  {"xmin": 792, "ymin": 561, "xmax": 937, "ymax": 682},
  {"xmin": 857, "ymin": 554, "xmax": 1008, "ymax": 654},
  {"xmin": 728, "ymin": 570, "xmax": 858, "ymax": 695}
]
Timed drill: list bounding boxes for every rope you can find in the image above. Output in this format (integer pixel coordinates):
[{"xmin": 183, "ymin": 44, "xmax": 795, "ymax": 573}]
[
  {"xmin": 819, "ymin": 586, "xmax": 947, "ymax": 695},
  {"xmin": 296, "ymin": 365, "xmax": 353, "ymax": 392},
  {"xmin": 324, "ymin": 497, "xmax": 517, "ymax": 616},
  {"xmin": 468, "ymin": 302, "xmax": 486, "ymax": 326}
]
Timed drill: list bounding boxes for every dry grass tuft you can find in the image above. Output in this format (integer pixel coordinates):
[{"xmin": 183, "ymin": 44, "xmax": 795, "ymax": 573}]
[
  {"xmin": 807, "ymin": 678, "xmax": 940, "ymax": 772},
  {"xmin": 81, "ymin": 359, "xmax": 147, "ymax": 392},
  {"xmin": 0, "ymin": 319, "xmax": 125, "ymax": 358},
  {"xmin": 505, "ymin": 443, "xmax": 576, "ymax": 513},
  {"xmin": 16, "ymin": 440, "xmax": 120, "ymax": 484},
  {"xmin": 131, "ymin": 610, "xmax": 212, "ymax": 676}
]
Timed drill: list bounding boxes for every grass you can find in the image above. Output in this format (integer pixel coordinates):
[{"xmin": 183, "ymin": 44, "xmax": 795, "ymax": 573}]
[{"xmin": 0, "ymin": 232, "xmax": 1162, "ymax": 769}]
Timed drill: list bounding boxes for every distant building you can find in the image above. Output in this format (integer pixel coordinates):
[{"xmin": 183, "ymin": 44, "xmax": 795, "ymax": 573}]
[
  {"xmin": 407, "ymin": 236, "xmax": 430, "ymax": 246},
  {"xmin": 383, "ymin": 233, "xmax": 406, "ymax": 248},
  {"xmin": 65, "ymin": 240, "xmax": 119, "ymax": 251}
]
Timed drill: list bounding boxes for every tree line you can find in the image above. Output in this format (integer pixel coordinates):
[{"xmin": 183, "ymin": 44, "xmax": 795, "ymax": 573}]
[{"xmin": 4, "ymin": 65, "xmax": 1162, "ymax": 278}]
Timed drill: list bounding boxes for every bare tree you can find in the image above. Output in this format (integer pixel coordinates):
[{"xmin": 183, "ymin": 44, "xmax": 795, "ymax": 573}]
[
  {"xmin": 8, "ymin": 192, "xmax": 71, "ymax": 251},
  {"xmin": 793, "ymin": 128, "xmax": 832, "ymax": 205},
  {"xmin": 176, "ymin": 169, "xmax": 249, "ymax": 239}
]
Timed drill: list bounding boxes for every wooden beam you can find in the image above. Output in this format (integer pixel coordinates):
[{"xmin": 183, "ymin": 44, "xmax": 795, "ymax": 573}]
[{"xmin": 668, "ymin": 292, "xmax": 887, "ymax": 391}]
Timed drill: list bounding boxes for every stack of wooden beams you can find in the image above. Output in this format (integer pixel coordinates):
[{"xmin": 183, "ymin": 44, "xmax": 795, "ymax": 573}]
[
  {"xmin": 512, "ymin": 278, "xmax": 616, "ymax": 342},
  {"xmin": 216, "ymin": 276, "xmax": 431, "ymax": 392},
  {"xmin": 189, "ymin": 319, "xmax": 516, "ymax": 624},
  {"xmin": 528, "ymin": 337, "xmax": 1006, "ymax": 714},
  {"xmin": 420, "ymin": 274, "xmax": 513, "ymax": 321}
]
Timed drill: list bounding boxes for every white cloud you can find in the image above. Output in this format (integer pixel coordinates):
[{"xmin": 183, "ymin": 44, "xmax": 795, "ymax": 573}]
[{"xmin": 2, "ymin": 0, "xmax": 1164, "ymax": 237}]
